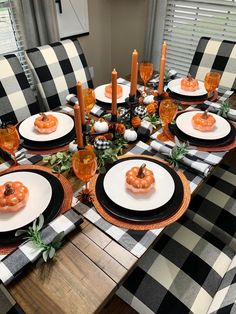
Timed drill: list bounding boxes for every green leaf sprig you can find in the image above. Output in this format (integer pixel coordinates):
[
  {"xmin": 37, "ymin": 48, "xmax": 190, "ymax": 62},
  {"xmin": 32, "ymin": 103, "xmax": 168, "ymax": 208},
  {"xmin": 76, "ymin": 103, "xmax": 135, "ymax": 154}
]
[
  {"xmin": 15, "ymin": 215, "xmax": 64, "ymax": 263},
  {"xmin": 218, "ymin": 101, "xmax": 231, "ymax": 117},
  {"xmin": 167, "ymin": 137, "xmax": 189, "ymax": 168},
  {"xmin": 43, "ymin": 151, "xmax": 72, "ymax": 173},
  {"xmin": 94, "ymin": 136, "xmax": 128, "ymax": 174},
  {"xmin": 143, "ymin": 114, "xmax": 161, "ymax": 130}
]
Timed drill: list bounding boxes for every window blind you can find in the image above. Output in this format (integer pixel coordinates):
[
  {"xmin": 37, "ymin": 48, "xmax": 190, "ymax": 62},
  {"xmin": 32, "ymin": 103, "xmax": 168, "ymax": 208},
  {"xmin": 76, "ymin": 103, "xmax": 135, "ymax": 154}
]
[{"xmin": 163, "ymin": 0, "xmax": 236, "ymax": 76}]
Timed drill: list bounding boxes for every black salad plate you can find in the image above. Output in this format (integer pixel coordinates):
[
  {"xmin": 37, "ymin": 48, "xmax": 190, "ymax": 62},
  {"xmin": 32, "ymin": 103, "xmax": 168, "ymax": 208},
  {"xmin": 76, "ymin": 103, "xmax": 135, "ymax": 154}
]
[
  {"xmin": 95, "ymin": 156, "xmax": 184, "ymax": 222},
  {"xmin": 0, "ymin": 169, "xmax": 64, "ymax": 245}
]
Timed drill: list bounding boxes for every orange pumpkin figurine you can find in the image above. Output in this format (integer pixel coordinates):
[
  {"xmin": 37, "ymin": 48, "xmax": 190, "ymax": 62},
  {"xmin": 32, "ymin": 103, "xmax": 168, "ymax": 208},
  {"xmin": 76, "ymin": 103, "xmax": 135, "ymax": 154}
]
[
  {"xmin": 104, "ymin": 84, "xmax": 123, "ymax": 99},
  {"xmin": 192, "ymin": 110, "xmax": 216, "ymax": 132},
  {"xmin": 115, "ymin": 123, "xmax": 126, "ymax": 135},
  {"xmin": 131, "ymin": 116, "xmax": 141, "ymax": 128},
  {"xmin": 0, "ymin": 181, "xmax": 29, "ymax": 212},
  {"xmin": 181, "ymin": 74, "xmax": 199, "ymax": 92},
  {"xmin": 126, "ymin": 163, "xmax": 155, "ymax": 193},
  {"xmin": 146, "ymin": 103, "xmax": 157, "ymax": 114},
  {"xmin": 34, "ymin": 113, "xmax": 58, "ymax": 134}
]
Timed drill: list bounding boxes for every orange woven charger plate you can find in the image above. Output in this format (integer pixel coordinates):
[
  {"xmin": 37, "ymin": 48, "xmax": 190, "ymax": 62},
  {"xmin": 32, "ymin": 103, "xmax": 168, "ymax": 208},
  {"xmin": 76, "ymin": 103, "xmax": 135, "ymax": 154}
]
[
  {"xmin": 90, "ymin": 155, "xmax": 191, "ymax": 230},
  {"xmin": 0, "ymin": 165, "xmax": 73, "ymax": 255}
]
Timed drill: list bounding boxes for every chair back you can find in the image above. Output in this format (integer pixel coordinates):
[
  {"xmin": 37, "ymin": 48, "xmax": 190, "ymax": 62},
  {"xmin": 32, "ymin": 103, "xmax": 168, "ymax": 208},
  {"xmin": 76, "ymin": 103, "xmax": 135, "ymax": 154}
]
[
  {"xmin": 26, "ymin": 39, "xmax": 93, "ymax": 110},
  {"xmin": 0, "ymin": 54, "xmax": 41, "ymax": 124},
  {"xmin": 189, "ymin": 37, "xmax": 236, "ymax": 91}
]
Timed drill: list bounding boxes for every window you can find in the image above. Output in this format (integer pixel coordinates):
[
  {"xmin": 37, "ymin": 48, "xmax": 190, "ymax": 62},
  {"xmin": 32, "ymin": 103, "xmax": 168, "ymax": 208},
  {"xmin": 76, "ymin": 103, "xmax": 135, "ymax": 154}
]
[{"xmin": 163, "ymin": 0, "xmax": 236, "ymax": 76}]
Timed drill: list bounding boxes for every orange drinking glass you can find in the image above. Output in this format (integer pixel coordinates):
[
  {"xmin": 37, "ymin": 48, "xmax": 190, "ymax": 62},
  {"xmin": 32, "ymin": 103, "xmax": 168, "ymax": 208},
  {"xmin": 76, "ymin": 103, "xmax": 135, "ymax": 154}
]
[
  {"xmin": 204, "ymin": 72, "xmax": 221, "ymax": 97},
  {"xmin": 0, "ymin": 125, "xmax": 20, "ymax": 164},
  {"xmin": 157, "ymin": 99, "xmax": 177, "ymax": 141},
  {"xmin": 140, "ymin": 62, "xmax": 154, "ymax": 91},
  {"xmin": 83, "ymin": 88, "xmax": 96, "ymax": 118},
  {"xmin": 72, "ymin": 148, "xmax": 97, "ymax": 202}
]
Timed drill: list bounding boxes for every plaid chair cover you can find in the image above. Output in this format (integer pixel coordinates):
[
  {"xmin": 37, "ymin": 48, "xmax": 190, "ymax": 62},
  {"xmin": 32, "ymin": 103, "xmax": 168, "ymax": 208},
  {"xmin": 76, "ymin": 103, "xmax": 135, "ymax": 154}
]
[
  {"xmin": 0, "ymin": 55, "xmax": 41, "ymax": 124},
  {"xmin": 208, "ymin": 255, "xmax": 236, "ymax": 314},
  {"xmin": 189, "ymin": 37, "xmax": 236, "ymax": 91},
  {"xmin": 117, "ymin": 216, "xmax": 234, "ymax": 314},
  {"xmin": 186, "ymin": 163, "xmax": 236, "ymax": 252},
  {"xmin": 26, "ymin": 38, "xmax": 93, "ymax": 110}
]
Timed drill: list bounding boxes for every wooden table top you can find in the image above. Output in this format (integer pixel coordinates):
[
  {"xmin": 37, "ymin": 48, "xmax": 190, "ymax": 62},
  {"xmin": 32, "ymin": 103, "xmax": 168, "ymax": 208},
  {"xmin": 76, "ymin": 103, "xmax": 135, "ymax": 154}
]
[{"xmin": 3, "ymin": 91, "xmax": 236, "ymax": 314}]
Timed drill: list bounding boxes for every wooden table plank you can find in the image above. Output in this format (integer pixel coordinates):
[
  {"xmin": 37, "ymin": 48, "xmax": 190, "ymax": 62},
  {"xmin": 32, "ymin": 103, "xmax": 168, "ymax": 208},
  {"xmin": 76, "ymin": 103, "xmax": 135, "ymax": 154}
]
[
  {"xmin": 70, "ymin": 231, "xmax": 128, "ymax": 283},
  {"xmin": 9, "ymin": 241, "xmax": 117, "ymax": 314}
]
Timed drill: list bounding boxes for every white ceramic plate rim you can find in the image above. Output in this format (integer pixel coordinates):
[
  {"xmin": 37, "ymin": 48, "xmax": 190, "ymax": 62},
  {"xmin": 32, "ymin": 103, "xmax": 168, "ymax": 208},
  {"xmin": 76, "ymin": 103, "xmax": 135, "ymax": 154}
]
[
  {"xmin": 176, "ymin": 111, "xmax": 231, "ymax": 140},
  {"xmin": 18, "ymin": 112, "xmax": 74, "ymax": 142},
  {"xmin": 168, "ymin": 78, "xmax": 207, "ymax": 96},
  {"xmin": 0, "ymin": 172, "xmax": 52, "ymax": 232},
  {"xmin": 103, "ymin": 159, "xmax": 175, "ymax": 211},
  {"xmin": 94, "ymin": 84, "xmax": 130, "ymax": 104}
]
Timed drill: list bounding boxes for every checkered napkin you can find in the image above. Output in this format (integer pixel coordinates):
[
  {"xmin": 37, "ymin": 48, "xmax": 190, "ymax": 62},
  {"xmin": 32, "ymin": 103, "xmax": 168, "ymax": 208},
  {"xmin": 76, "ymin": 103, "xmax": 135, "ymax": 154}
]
[
  {"xmin": 0, "ymin": 209, "xmax": 83, "ymax": 285},
  {"xmin": 201, "ymin": 90, "xmax": 236, "ymax": 121},
  {"xmin": 0, "ymin": 283, "xmax": 24, "ymax": 313},
  {"xmin": 150, "ymin": 140, "xmax": 212, "ymax": 177},
  {"xmin": 150, "ymin": 132, "xmax": 226, "ymax": 166},
  {"xmin": 0, "ymin": 147, "xmax": 43, "ymax": 172}
]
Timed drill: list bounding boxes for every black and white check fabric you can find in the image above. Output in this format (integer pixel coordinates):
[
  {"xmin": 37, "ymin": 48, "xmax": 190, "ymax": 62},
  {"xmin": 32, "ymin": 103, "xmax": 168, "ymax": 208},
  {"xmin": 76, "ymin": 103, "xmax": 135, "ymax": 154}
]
[
  {"xmin": 0, "ymin": 54, "xmax": 41, "ymax": 124},
  {"xmin": 0, "ymin": 146, "xmax": 43, "ymax": 172},
  {"xmin": 117, "ymin": 215, "xmax": 235, "ymax": 314},
  {"xmin": 208, "ymin": 255, "xmax": 236, "ymax": 314},
  {"xmin": 94, "ymin": 137, "xmax": 110, "ymax": 150},
  {"xmin": 186, "ymin": 163, "xmax": 236, "ymax": 252},
  {"xmin": 189, "ymin": 37, "xmax": 236, "ymax": 91},
  {"xmin": 134, "ymin": 105, "xmax": 147, "ymax": 119},
  {"xmin": 0, "ymin": 283, "xmax": 24, "ymax": 314},
  {"xmin": 0, "ymin": 208, "xmax": 83, "ymax": 285},
  {"xmin": 26, "ymin": 39, "xmax": 93, "ymax": 111}
]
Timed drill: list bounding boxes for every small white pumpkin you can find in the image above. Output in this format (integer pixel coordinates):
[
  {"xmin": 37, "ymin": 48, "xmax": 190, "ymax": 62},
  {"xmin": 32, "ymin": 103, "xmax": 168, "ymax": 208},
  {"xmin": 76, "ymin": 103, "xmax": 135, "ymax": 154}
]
[
  {"xmin": 124, "ymin": 129, "xmax": 137, "ymax": 142},
  {"xmin": 143, "ymin": 95, "xmax": 154, "ymax": 105},
  {"xmin": 68, "ymin": 140, "xmax": 78, "ymax": 153},
  {"xmin": 94, "ymin": 119, "xmax": 109, "ymax": 134}
]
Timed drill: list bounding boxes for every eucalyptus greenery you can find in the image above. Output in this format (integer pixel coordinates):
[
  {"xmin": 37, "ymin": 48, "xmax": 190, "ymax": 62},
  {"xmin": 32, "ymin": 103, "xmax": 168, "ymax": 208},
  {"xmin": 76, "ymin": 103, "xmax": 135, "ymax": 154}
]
[
  {"xmin": 15, "ymin": 215, "xmax": 64, "ymax": 263},
  {"xmin": 143, "ymin": 114, "xmax": 161, "ymax": 129},
  {"xmin": 167, "ymin": 137, "xmax": 189, "ymax": 168},
  {"xmin": 43, "ymin": 151, "xmax": 72, "ymax": 173},
  {"xmin": 218, "ymin": 101, "xmax": 231, "ymax": 117},
  {"xmin": 94, "ymin": 136, "xmax": 128, "ymax": 173}
]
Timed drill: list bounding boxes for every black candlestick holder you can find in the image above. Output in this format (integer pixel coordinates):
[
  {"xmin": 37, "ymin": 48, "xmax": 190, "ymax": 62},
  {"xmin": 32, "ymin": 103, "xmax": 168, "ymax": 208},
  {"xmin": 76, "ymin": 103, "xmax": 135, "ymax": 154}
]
[{"xmin": 125, "ymin": 94, "xmax": 139, "ymax": 125}]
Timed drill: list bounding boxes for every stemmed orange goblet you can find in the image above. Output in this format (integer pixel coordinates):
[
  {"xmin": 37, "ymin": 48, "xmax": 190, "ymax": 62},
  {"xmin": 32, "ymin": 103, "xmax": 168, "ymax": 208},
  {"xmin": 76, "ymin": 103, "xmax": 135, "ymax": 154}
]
[
  {"xmin": 72, "ymin": 147, "xmax": 97, "ymax": 202},
  {"xmin": 204, "ymin": 72, "xmax": 221, "ymax": 98},
  {"xmin": 140, "ymin": 62, "xmax": 154, "ymax": 92},
  {"xmin": 157, "ymin": 99, "xmax": 177, "ymax": 142},
  {"xmin": 83, "ymin": 88, "xmax": 96, "ymax": 121},
  {"xmin": 0, "ymin": 125, "xmax": 20, "ymax": 165}
]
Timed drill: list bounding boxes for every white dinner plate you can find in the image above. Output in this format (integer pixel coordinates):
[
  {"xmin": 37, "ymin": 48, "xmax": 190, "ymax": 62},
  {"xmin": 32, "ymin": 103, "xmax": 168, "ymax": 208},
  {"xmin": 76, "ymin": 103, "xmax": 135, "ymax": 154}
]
[
  {"xmin": 18, "ymin": 112, "xmax": 74, "ymax": 142},
  {"xmin": 103, "ymin": 159, "xmax": 175, "ymax": 211},
  {"xmin": 176, "ymin": 111, "xmax": 231, "ymax": 140},
  {"xmin": 0, "ymin": 172, "xmax": 52, "ymax": 232},
  {"xmin": 94, "ymin": 84, "xmax": 130, "ymax": 104},
  {"xmin": 168, "ymin": 78, "xmax": 207, "ymax": 97}
]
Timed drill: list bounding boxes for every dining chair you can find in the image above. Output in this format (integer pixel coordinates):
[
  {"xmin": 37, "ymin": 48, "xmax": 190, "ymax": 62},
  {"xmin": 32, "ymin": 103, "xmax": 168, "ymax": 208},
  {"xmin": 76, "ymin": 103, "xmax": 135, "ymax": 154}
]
[
  {"xmin": 0, "ymin": 54, "xmax": 41, "ymax": 124},
  {"xmin": 186, "ymin": 163, "xmax": 236, "ymax": 252},
  {"xmin": 116, "ymin": 215, "xmax": 235, "ymax": 314},
  {"xmin": 189, "ymin": 37, "xmax": 236, "ymax": 91},
  {"xmin": 25, "ymin": 38, "xmax": 94, "ymax": 111}
]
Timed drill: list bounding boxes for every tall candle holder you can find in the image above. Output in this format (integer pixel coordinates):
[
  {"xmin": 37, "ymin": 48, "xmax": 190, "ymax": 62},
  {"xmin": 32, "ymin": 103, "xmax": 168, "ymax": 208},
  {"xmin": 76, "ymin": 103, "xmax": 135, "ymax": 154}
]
[{"xmin": 125, "ymin": 94, "xmax": 139, "ymax": 125}]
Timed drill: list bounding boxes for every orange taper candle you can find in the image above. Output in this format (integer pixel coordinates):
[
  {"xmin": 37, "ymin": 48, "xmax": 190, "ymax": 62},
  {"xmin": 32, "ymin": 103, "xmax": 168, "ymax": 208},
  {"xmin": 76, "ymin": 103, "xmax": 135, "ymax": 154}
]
[
  {"xmin": 158, "ymin": 41, "xmax": 167, "ymax": 95},
  {"xmin": 112, "ymin": 68, "xmax": 117, "ymax": 116},
  {"xmin": 130, "ymin": 49, "xmax": 138, "ymax": 96},
  {"xmin": 74, "ymin": 104, "xmax": 84, "ymax": 149},
  {"xmin": 76, "ymin": 81, "xmax": 86, "ymax": 125}
]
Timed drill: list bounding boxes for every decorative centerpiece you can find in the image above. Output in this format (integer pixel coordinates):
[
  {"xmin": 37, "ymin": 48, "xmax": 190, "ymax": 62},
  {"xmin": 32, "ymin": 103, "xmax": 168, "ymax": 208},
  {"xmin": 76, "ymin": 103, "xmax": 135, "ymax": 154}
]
[
  {"xmin": 34, "ymin": 113, "xmax": 58, "ymax": 134},
  {"xmin": 125, "ymin": 163, "xmax": 155, "ymax": 193},
  {"xmin": 181, "ymin": 74, "xmax": 199, "ymax": 91},
  {"xmin": 0, "ymin": 181, "xmax": 29, "ymax": 212},
  {"xmin": 192, "ymin": 110, "xmax": 216, "ymax": 131}
]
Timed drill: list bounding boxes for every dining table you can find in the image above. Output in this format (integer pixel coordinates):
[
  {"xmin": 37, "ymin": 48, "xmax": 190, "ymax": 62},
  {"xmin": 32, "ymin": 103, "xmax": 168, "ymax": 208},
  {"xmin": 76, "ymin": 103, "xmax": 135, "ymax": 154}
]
[{"xmin": 0, "ymin": 77, "xmax": 235, "ymax": 314}]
